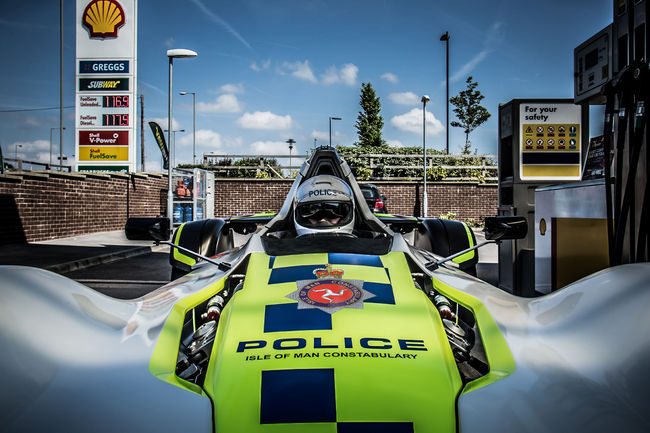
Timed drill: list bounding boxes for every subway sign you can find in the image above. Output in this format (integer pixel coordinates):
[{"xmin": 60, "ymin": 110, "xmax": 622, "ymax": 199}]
[
  {"xmin": 79, "ymin": 78, "xmax": 129, "ymax": 91},
  {"xmin": 79, "ymin": 60, "xmax": 129, "ymax": 74}
]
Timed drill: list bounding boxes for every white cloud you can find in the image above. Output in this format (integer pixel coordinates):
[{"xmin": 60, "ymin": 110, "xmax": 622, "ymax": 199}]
[
  {"xmin": 249, "ymin": 141, "xmax": 291, "ymax": 155},
  {"xmin": 196, "ymin": 94, "xmax": 243, "ymax": 113},
  {"xmin": 250, "ymin": 60, "xmax": 270, "ymax": 71},
  {"xmin": 16, "ymin": 139, "xmax": 49, "ymax": 152},
  {"xmin": 7, "ymin": 139, "xmax": 58, "ymax": 164},
  {"xmin": 164, "ymin": 37, "xmax": 175, "ymax": 48},
  {"xmin": 146, "ymin": 160, "xmax": 162, "ymax": 172},
  {"xmin": 381, "ymin": 72, "xmax": 398, "ymax": 83},
  {"xmin": 139, "ymin": 80, "xmax": 165, "ymax": 95},
  {"xmin": 175, "ymin": 131, "xmax": 246, "ymax": 164},
  {"xmin": 450, "ymin": 21, "xmax": 503, "ymax": 83},
  {"xmin": 310, "ymin": 130, "xmax": 344, "ymax": 145},
  {"xmin": 236, "ymin": 111, "xmax": 293, "ymax": 130},
  {"xmin": 388, "ymin": 92, "xmax": 420, "ymax": 105},
  {"xmin": 390, "ymin": 108, "xmax": 444, "ymax": 136},
  {"xmin": 322, "ymin": 63, "xmax": 358, "ymax": 86},
  {"xmin": 23, "ymin": 117, "xmax": 43, "ymax": 128},
  {"xmin": 178, "ymin": 129, "xmax": 224, "ymax": 149},
  {"xmin": 148, "ymin": 117, "xmax": 181, "ymax": 131},
  {"xmin": 189, "ymin": 0, "xmax": 253, "ymax": 51},
  {"xmin": 311, "ymin": 130, "xmax": 329, "ymax": 141},
  {"xmin": 385, "ymin": 139, "xmax": 403, "ymax": 148},
  {"xmin": 450, "ymin": 50, "xmax": 489, "ymax": 83},
  {"xmin": 280, "ymin": 60, "xmax": 317, "ymax": 83},
  {"xmin": 219, "ymin": 83, "xmax": 244, "ymax": 94}
]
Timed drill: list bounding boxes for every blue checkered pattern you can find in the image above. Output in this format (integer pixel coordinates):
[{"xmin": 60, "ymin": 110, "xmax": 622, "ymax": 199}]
[{"xmin": 264, "ymin": 254, "xmax": 395, "ymax": 333}]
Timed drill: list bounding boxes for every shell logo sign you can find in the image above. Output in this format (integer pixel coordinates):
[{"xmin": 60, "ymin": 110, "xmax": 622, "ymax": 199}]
[{"xmin": 82, "ymin": 0, "xmax": 125, "ymax": 38}]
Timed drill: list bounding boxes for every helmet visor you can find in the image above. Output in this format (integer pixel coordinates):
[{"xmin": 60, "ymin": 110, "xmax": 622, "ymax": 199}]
[
  {"xmin": 295, "ymin": 201, "xmax": 352, "ymax": 228},
  {"xmin": 297, "ymin": 202, "xmax": 351, "ymax": 220}
]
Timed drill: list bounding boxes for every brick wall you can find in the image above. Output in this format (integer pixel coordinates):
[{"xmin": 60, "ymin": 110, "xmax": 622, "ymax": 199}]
[
  {"xmin": 369, "ymin": 182, "xmax": 498, "ymax": 222},
  {"xmin": 213, "ymin": 179, "xmax": 293, "ymax": 217},
  {"xmin": 212, "ymin": 179, "xmax": 497, "ymax": 222},
  {"xmin": 0, "ymin": 172, "xmax": 168, "ymax": 244},
  {"xmin": 1, "ymin": 173, "xmax": 496, "ymax": 244}
]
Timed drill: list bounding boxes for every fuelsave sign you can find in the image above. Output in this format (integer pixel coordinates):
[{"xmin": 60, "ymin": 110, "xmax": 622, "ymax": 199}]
[
  {"xmin": 75, "ymin": 0, "xmax": 137, "ymax": 173},
  {"xmin": 79, "ymin": 131, "xmax": 128, "ymax": 161}
]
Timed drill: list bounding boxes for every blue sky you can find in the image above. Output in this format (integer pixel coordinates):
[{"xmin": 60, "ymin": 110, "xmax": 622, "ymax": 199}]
[{"xmin": 1, "ymin": 0, "xmax": 612, "ymax": 171}]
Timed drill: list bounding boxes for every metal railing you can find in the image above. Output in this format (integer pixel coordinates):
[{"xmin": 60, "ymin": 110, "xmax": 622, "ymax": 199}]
[
  {"xmin": 201, "ymin": 152, "xmax": 497, "ymax": 181},
  {"xmin": 3, "ymin": 158, "xmax": 72, "ymax": 173}
]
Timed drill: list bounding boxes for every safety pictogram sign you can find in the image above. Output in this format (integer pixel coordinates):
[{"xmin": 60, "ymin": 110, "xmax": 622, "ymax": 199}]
[{"xmin": 520, "ymin": 103, "xmax": 582, "ymax": 180}]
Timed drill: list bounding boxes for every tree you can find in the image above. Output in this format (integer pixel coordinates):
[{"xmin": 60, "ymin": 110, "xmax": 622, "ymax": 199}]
[
  {"xmin": 355, "ymin": 82, "xmax": 384, "ymax": 147},
  {"xmin": 450, "ymin": 76, "xmax": 491, "ymax": 154}
]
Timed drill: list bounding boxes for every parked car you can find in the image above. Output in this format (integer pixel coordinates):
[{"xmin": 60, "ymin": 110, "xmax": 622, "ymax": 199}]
[{"xmin": 359, "ymin": 183, "xmax": 387, "ymax": 213}]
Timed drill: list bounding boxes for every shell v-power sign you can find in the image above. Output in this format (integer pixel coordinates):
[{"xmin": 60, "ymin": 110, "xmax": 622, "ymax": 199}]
[{"xmin": 75, "ymin": 0, "xmax": 137, "ymax": 173}]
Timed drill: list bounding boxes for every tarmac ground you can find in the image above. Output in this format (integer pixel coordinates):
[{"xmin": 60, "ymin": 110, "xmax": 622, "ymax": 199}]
[{"xmin": 0, "ymin": 231, "xmax": 167, "ymax": 273}]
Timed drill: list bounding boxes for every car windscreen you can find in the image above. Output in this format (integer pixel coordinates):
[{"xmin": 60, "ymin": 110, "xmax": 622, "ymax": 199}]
[{"xmin": 360, "ymin": 187, "xmax": 375, "ymax": 200}]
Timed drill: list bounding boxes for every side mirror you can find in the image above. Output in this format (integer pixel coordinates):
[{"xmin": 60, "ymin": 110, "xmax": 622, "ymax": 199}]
[
  {"xmin": 484, "ymin": 216, "xmax": 527, "ymax": 241},
  {"xmin": 125, "ymin": 217, "xmax": 171, "ymax": 241}
]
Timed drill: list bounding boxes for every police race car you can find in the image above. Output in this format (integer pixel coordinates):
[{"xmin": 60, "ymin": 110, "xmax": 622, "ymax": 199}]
[{"xmin": 1, "ymin": 147, "xmax": 649, "ymax": 433}]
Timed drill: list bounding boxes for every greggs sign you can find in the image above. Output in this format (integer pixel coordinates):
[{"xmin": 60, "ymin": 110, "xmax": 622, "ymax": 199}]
[{"xmin": 82, "ymin": 0, "xmax": 126, "ymax": 39}]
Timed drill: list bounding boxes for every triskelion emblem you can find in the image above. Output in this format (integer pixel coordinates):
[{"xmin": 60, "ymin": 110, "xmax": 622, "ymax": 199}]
[{"xmin": 286, "ymin": 264, "xmax": 375, "ymax": 314}]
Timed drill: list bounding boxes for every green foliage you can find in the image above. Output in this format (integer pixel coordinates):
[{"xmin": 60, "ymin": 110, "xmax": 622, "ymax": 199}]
[
  {"xmin": 464, "ymin": 218, "xmax": 484, "ymax": 228},
  {"xmin": 336, "ymin": 145, "xmax": 495, "ymax": 182},
  {"xmin": 426, "ymin": 165, "xmax": 447, "ymax": 181},
  {"xmin": 207, "ymin": 157, "xmax": 280, "ymax": 178},
  {"xmin": 449, "ymin": 76, "xmax": 491, "ymax": 154},
  {"xmin": 354, "ymin": 167, "xmax": 372, "ymax": 180},
  {"xmin": 439, "ymin": 212, "xmax": 457, "ymax": 220},
  {"xmin": 338, "ymin": 144, "xmax": 441, "ymax": 178},
  {"xmin": 354, "ymin": 82, "xmax": 384, "ymax": 147}
]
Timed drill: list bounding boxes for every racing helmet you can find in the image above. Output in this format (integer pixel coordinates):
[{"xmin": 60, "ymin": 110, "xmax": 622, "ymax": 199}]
[{"xmin": 294, "ymin": 175, "xmax": 355, "ymax": 236}]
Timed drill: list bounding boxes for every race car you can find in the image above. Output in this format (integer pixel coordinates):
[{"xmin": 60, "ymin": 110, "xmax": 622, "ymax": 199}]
[{"xmin": 1, "ymin": 147, "xmax": 649, "ymax": 433}]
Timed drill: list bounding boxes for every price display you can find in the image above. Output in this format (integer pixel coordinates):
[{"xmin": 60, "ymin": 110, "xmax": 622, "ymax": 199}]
[
  {"xmin": 102, "ymin": 95, "xmax": 129, "ymax": 108},
  {"xmin": 102, "ymin": 114, "xmax": 129, "ymax": 126}
]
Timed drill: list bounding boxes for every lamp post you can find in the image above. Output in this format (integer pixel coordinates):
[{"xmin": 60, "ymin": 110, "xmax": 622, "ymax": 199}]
[
  {"xmin": 440, "ymin": 31, "xmax": 450, "ymax": 154},
  {"xmin": 286, "ymin": 138, "xmax": 295, "ymax": 176},
  {"xmin": 329, "ymin": 117, "xmax": 341, "ymax": 147},
  {"xmin": 50, "ymin": 127, "xmax": 65, "ymax": 168},
  {"xmin": 59, "ymin": 0, "xmax": 63, "ymax": 171},
  {"xmin": 164, "ymin": 129, "xmax": 186, "ymax": 167},
  {"xmin": 421, "ymin": 95, "xmax": 430, "ymax": 218},
  {"xmin": 15, "ymin": 144, "xmax": 22, "ymax": 161},
  {"xmin": 179, "ymin": 91, "xmax": 196, "ymax": 165},
  {"xmin": 166, "ymin": 48, "xmax": 197, "ymax": 225}
]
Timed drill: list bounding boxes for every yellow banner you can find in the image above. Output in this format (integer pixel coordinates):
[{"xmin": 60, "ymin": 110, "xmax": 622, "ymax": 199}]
[
  {"xmin": 78, "ymin": 146, "xmax": 129, "ymax": 161},
  {"xmin": 522, "ymin": 165, "xmax": 580, "ymax": 177}
]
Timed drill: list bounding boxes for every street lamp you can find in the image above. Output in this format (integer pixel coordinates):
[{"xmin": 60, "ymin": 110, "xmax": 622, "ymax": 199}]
[
  {"xmin": 164, "ymin": 129, "xmax": 186, "ymax": 167},
  {"xmin": 286, "ymin": 138, "xmax": 295, "ymax": 176},
  {"xmin": 440, "ymin": 31, "xmax": 450, "ymax": 154},
  {"xmin": 421, "ymin": 95, "xmax": 430, "ymax": 218},
  {"xmin": 166, "ymin": 48, "xmax": 197, "ymax": 225},
  {"xmin": 179, "ymin": 91, "xmax": 196, "ymax": 165},
  {"xmin": 15, "ymin": 144, "xmax": 22, "ymax": 161},
  {"xmin": 50, "ymin": 127, "xmax": 65, "ymax": 168},
  {"xmin": 329, "ymin": 117, "xmax": 341, "ymax": 146}
]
